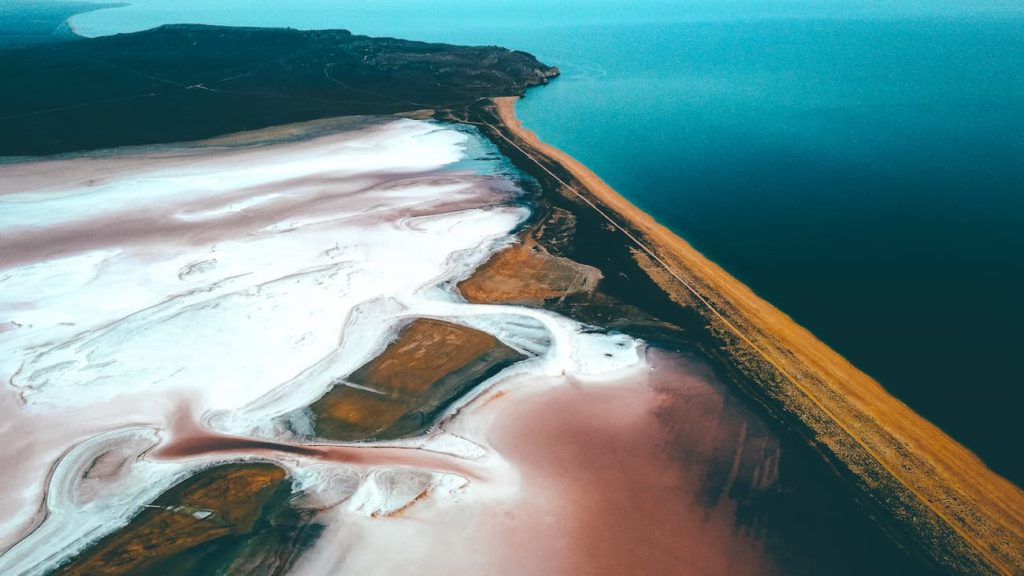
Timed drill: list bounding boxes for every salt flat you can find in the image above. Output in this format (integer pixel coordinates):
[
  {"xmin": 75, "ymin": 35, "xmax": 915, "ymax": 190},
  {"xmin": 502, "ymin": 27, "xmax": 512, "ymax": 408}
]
[{"xmin": 0, "ymin": 119, "xmax": 663, "ymax": 575}]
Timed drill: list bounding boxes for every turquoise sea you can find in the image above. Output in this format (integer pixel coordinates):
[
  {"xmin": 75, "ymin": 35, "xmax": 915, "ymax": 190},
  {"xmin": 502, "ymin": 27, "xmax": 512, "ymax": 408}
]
[{"xmin": 69, "ymin": 0, "xmax": 1024, "ymax": 483}]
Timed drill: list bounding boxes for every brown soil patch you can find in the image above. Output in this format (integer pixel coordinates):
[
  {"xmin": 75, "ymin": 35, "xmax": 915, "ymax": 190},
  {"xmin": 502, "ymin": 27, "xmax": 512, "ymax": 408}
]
[
  {"xmin": 54, "ymin": 463, "xmax": 289, "ymax": 576},
  {"xmin": 458, "ymin": 236, "xmax": 601, "ymax": 305},
  {"xmin": 486, "ymin": 96, "xmax": 1024, "ymax": 576},
  {"xmin": 310, "ymin": 318, "xmax": 525, "ymax": 441}
]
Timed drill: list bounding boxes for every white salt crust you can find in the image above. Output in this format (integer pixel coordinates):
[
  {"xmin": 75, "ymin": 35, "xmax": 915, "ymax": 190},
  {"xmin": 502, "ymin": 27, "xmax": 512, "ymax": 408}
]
[{"xmin": 0, "ymin": 119, "xmax": 648, "ymax": 575}]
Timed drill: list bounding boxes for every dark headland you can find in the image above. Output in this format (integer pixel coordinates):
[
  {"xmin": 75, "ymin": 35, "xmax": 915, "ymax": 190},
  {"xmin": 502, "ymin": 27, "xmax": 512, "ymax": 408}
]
[
  {"xmin": 0, "ymin": 24, "xmax": 557, "ymax": 156},
  {"xmin": 2, "ymin": 24, "xmax": 1021, "ymax": 576}
]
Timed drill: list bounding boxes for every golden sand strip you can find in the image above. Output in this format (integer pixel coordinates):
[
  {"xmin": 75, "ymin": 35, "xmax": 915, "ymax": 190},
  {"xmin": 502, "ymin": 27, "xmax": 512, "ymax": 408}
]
[{"xmin": 486, "ymin": 96, "xmax": 1024, "ymax": 575}]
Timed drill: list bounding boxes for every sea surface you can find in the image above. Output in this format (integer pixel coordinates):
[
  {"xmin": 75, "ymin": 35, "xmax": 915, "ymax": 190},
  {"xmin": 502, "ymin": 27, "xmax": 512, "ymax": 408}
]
[
  {"xmin": 0, "ymin": 0, "xmax": 121, "ymax": 46},
  {"xmin": 63, "ymin": 0, "xmax": 1024, "ymax": 484}
]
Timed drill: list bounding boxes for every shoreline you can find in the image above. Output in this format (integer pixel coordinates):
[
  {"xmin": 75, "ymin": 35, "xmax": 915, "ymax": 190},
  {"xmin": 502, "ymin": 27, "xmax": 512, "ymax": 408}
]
[
  {"xmin": 2, "ymin": 101, "xmax": 1009, "ymax": 574},
  {"xmin": 472, "ymin": 95, "xmax": 1024, "ymax": 576},
  {"xmin": 63, "ymin": 2, "xmax": 130, "ymax": 40}
]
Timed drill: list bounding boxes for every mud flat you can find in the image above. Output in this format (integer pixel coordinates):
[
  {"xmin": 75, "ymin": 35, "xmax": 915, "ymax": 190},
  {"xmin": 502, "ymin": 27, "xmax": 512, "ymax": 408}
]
[
  {"xmin": 306, "ymin": 318, "xmax": 526, "ymax": 441},
  {"xmin": 463, "ymin": 96, "xmax": 1024, "ymax": 575},
  {"xmin": 457, "ymin": 235, "xmax": 601, "ymax": 305},
  {"xmin": 52, "ymin": 463, "xmax": 313, "ymax": 576},
  {"xmin": 1, "ymin": 31, "xmax": 1016, "ymax": 571}
]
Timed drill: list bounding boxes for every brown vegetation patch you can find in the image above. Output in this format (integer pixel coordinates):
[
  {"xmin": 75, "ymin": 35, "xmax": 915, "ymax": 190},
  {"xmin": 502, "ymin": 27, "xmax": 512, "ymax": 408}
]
[{"xmin": 310, "ymin": 318, "xmax": 525, "ymax": 441}]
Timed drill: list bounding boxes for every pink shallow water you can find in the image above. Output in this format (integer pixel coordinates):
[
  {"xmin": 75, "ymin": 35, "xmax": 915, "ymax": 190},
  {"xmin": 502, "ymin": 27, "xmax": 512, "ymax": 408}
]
[
  {"xmin": 154, "ymin": 402, "xmax": 487, "ymax": 481},
  {"xmin": 306, "ymin": 349, "xmax": 784, "ymax": 576},
  {"xmin": 484, "ymin": 350, "xmax": 781, "ymax": 576}
]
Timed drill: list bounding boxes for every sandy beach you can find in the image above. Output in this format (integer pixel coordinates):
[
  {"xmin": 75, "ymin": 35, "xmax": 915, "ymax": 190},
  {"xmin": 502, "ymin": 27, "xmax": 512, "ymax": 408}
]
[{"xmin": 483, "ymin": 96, "xmax": 1024, "ymax": 576}]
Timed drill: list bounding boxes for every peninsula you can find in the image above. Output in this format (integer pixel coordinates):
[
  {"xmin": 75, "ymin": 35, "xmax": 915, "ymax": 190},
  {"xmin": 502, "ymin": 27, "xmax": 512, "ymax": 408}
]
[{"xmin": 0, "ymin": 24, "xmax": 557, "ymax": 155}]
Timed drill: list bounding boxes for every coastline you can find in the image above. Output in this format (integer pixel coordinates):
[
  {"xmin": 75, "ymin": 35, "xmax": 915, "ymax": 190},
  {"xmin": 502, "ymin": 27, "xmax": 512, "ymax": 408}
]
[
  {"xmin": 469, "ymin": 96, "xmax": 1024, "ymax": 576},
  {"xmin": 1, "ymin": 96, "xmax": 1011, "ymax": 573},
  {"xmin": 65, "ymin": 1, "xmax": 137, "ymax": 39},
  {"xmin": 4, "ymin": 18, "xmax": 1020, "ymax": 573}
]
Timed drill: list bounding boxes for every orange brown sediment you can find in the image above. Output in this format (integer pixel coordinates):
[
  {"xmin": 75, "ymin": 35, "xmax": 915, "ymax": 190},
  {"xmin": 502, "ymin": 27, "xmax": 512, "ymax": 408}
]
[
  {"xmin": 480, "ymin": 95, "xmax": 1024, "ymax": 575},
  {"xmin": 457, "ymin": 234, "xmax": 601, "ymax": 305},
  {"xmin": 314, "ymin": 391, "xmax": 410, "ymax": 438},
  {"xmin": 309, "ymin": 318, "xmax": 526, "ymax": 441},
  {"xmin": 53, "ymin": 463, "xmax": 290, "ymax": 576}
]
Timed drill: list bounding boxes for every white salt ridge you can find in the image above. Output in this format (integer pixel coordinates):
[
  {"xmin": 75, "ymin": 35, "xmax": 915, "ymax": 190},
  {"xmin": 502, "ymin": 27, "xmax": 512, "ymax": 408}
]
[
  {"xmin": 0, "ymin": 428, "xmax": 188, "ymax": 576},
  {"xmin": 0, "ymin": 118, "xmax": 650, "ymax": 573},
  {"xmin": 346, "ymin": 468, "xmax": 435, "ymax": 517}
]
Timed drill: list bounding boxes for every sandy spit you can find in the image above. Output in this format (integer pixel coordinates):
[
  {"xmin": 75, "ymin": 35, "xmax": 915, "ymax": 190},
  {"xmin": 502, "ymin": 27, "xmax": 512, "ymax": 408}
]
[{"xmin": 487, "ymin": 96, "xmax": 1024, "ymax": 576}]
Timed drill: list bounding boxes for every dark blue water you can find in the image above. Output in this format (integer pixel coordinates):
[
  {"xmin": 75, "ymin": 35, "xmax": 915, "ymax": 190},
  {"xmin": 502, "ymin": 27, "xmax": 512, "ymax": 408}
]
[{"xmin": 70, "ymin": 1, "xmax": 1024, "ymax": 484}]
